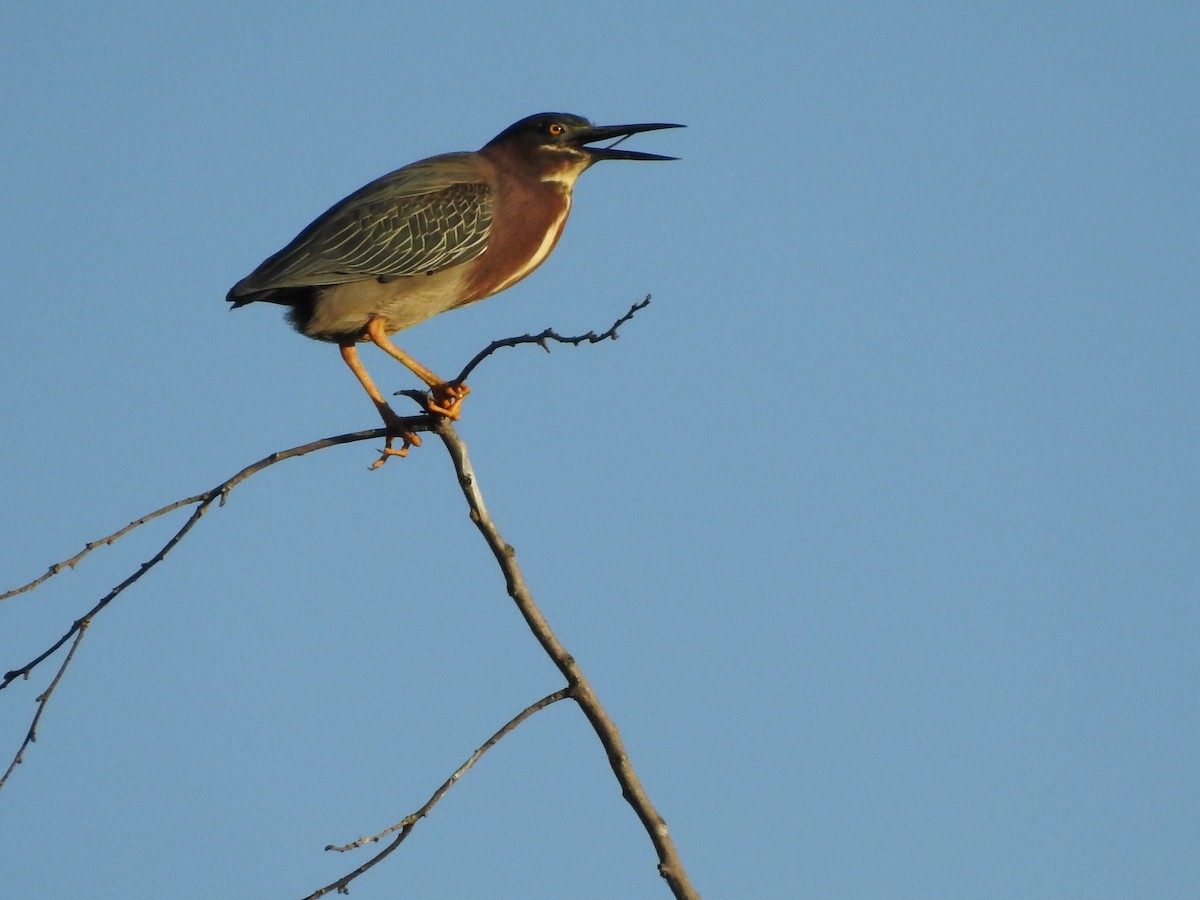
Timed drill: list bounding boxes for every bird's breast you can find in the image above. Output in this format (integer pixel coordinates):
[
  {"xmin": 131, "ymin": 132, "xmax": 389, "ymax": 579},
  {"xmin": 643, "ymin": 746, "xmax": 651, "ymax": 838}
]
[{"xmin": 459, "ymin": 183, "xmax": 572, "ymax": 305}]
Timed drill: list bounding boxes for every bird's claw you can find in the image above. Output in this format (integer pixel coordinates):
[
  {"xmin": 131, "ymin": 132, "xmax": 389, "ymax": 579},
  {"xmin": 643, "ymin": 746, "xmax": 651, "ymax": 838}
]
[
  {"xmin": 370, "ymin": 420, "xmax": 421, "ymax": 469},
  {"xmin": 365, "ymin": 381, "xmax": 466, "ymax": 468},
  {"xmin": 427, "ymin": 381, "xmax": 470, "ymax": 420}
]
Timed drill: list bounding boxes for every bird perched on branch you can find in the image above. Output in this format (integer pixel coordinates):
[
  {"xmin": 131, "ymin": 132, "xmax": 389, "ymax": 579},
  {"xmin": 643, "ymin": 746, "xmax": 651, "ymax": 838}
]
[{"xmin": 228, "ymin": 112, "xmax": 681, "ymax": 467}]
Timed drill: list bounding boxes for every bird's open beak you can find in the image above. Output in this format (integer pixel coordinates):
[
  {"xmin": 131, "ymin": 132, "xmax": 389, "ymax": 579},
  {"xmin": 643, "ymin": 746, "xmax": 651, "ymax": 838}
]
[{"xmin": 577, "ymin": 122, "xmax": 684, "ymax": 161}]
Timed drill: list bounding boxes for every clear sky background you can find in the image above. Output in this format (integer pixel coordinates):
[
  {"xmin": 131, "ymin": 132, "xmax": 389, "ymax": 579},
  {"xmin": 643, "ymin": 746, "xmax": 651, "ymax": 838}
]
[{"xmin": 2, "ymin": 3, "xmax": 1197, "ymax": 898}]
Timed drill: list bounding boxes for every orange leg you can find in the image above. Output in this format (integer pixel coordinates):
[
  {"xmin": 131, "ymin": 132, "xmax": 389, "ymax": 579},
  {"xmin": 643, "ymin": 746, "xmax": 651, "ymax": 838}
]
[
  {"xmin": 365, "ymin": 317, "xmax": 470, "ymax": 419},
  {"xmin": 339, "ymin": 341, "xmax": 421, "ymax": 468}
]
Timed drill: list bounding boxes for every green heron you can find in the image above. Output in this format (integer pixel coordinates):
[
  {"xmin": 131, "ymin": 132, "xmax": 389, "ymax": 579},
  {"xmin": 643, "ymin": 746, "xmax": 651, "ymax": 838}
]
[{"xmin": 228, "ymin": 112, "xmax": 681, "ymax": 467}]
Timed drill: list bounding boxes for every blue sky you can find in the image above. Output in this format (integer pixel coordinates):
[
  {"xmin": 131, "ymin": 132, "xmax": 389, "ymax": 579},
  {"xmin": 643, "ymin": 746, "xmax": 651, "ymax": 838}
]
[{"xmin": 2, "ymin": 3, "xmax": 1197, "ymax": 898}]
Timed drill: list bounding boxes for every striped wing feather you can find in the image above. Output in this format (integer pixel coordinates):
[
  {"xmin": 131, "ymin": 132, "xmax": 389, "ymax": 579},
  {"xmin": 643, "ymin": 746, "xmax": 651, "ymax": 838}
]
[{"xmin": 231, "ymin": 153, "xmax": 493, "ymax": 297}]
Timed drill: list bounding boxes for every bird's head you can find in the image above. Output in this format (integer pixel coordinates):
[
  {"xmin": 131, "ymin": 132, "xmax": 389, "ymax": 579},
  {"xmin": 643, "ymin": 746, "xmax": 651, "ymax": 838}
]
[{"xmin": 482, "ymin": 113, "xmax": 682, "ymax": 186}]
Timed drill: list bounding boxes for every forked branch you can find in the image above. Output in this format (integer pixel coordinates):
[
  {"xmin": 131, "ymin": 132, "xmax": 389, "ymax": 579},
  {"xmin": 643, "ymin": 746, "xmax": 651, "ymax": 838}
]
[
  {"xmin": 428, "ymin": 415, "xmax": 699, "ymax": 899},
  {"xmin": 303, "ymin": 688, "xmax": 571, "ymax": 899},
  {"xmin": 2, "ymin": 298, "xmax": 697, "ymax": 898}
]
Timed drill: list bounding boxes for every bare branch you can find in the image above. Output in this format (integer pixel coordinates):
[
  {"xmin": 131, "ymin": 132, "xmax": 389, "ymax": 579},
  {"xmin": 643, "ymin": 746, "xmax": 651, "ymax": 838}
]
[
  {"xmin": 0, "ymin": 424, "xmax": 423, "ymax": 788},
  {"xmin": 5, "ymin": 301, "xmax": 695, "ymax": 899},
  {"xmin": 0, "ymin": 619, "xmax": 89, "ymax": 789},
  {"xmin": 430, "ymin": 416, "xmax": 699, "ymax": 899},
  {"xmin": 452, "ymin": 295, "xmax": 650, "ymax": 385},
  {"xmin": 2, "ymin": 427, "xmax": 414, "ymax": 685},
  {"xmin": 305, "ymin": 688, "xmax": 571, "ymax": 898},
  {"xmin": 2, "ymin": 503, "xmax": 207, "ymax": 693},
  {"xmin": 1, "ymin": 425, "xmax": 427, "ymax": 607},
  {"xmin": 1, "ymin": 495, "xmax": 206, "ymax": 602}
]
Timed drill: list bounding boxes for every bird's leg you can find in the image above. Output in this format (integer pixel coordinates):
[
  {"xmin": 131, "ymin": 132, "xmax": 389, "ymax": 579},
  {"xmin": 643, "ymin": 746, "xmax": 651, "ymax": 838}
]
[
  {"xmin": 339, "ymin": 341, "xmax": 421, "ymax": 468},
  {"xmin": 365, "ymin": 317, "xmax": 470, "ymax": 420}
]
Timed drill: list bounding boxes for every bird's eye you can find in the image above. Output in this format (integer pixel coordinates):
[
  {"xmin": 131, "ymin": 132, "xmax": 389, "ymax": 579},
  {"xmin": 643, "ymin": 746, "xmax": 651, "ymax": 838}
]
[{"xmin": 547, "ymin": 122, "xmax": 565, "ymax": 136}]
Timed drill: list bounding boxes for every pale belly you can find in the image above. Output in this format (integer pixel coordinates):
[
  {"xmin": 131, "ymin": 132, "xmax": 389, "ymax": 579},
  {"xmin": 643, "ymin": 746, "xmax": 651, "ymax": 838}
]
[{"xmin": 294, "ymin": 266, "xmax": 475, "ymax": 342}]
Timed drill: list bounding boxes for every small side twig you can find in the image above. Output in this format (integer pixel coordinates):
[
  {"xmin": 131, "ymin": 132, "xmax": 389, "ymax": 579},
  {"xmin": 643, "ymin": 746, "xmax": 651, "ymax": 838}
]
[
  {"xmin": 0, "ymin": 620, "xmax": 89, "ymax": 789},
  {"xmin": 1, "ymin": 496, "xmax": 206, "ymax": 602},
  {"xmin": 304, "ymin": 688, "xmax": 570, "ymax": 899},
  {"xmin": 452, "ymin": 295, "xmax": 650, "ymax": 385}
]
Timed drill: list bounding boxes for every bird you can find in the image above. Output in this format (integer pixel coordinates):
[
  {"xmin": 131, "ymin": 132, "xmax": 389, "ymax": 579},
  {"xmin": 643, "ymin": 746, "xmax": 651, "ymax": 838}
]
[{"xmin": 227, "ymin": 112, "xmax": 681, "ymax": 467}]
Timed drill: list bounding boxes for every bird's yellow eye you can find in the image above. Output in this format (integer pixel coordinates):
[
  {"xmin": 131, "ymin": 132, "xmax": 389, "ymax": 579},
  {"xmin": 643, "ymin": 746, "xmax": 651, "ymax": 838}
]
[{"xmin": 547, "ymin": 122, "xmax": 565, "ymax": 136}]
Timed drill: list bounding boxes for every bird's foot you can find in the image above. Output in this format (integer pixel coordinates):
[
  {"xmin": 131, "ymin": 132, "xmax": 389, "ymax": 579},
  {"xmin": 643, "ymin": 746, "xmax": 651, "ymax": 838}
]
[
  {"xmin": 369, "ymin": 437, "xmax": 416, "ymax": 470},
  {"xmin": 370, "ymin": 409, "xmax": 422, "ymax": 470},
  {"xmin": 427, "ymin": 381, "xmax": 470, "ymax": 420}
]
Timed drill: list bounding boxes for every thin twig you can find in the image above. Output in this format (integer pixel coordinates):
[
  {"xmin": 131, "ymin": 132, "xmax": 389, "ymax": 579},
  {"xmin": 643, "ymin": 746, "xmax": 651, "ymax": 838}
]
[
  {"xmin": 1, "ymin": 496, "xmax": 206, "ymax": 602},
  {"xmin": 2, "ymin": 503, "xmax": 208, "ymax": 699},
  {"xmin": 305, "ymin": 689, "xmax": 570, "ymax": 898},
  {"xmin": 1, "ymin": 424, "xmax": 427, "ymax": 608},
  {"xmin": 430, "ymin": 416, "xmax": 699, "ymax": 900},
  {"xmin": 0, "ymin": 424, "xmax": 420, "ymax": 790},
  {"xmin": 1, "ymin": 426, "xmax": 408, "ymax": 690},
  {"xmin": 0, "ymin": 620, "xmax": 89, "ymax": 789},
  {"xmin": 453, "ymin": 296, "xmax": 650, "ymax": 384}
]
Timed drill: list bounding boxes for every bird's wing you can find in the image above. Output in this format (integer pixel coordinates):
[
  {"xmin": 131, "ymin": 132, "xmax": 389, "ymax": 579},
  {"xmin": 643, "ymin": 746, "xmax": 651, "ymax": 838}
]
[{"xmin": 230, "ymin": 153, "xmax": 493, "ymax": 296}]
